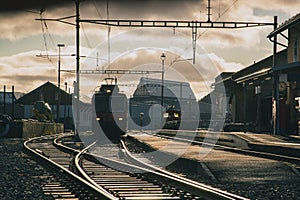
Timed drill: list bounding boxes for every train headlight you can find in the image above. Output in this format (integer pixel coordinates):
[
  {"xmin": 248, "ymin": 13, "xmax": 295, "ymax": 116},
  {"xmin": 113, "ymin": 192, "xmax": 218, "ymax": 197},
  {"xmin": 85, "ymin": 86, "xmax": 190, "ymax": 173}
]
[
  {"xmin": 118, "ymin": 117, "xmax": 123, "ymax": 121},
  {"xmin": 96, "ymin": 117, "xmax": 101, "ymax": 121}
]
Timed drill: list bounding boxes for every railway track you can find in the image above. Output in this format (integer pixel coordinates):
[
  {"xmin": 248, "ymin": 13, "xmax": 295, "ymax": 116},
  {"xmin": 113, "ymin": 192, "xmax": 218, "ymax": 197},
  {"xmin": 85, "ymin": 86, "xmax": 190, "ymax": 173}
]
[
  {"xmin": 24, "ymin": 133, "xmax": 114, "ymax": 199},
  {"xmin": 24, "ymin": 132, "xmax": 248, "ymax": 200}
]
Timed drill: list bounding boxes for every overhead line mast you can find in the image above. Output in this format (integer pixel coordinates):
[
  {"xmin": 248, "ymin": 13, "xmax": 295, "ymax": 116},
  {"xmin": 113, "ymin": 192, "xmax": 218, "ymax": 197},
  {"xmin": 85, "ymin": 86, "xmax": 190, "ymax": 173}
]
[
  {"xmin": 207, "ymin": 0, "xmax": 212, "ymax": 22},
  {"xmin": 75, "ymin": 0, "xmax": 81, "ymax": 134}
]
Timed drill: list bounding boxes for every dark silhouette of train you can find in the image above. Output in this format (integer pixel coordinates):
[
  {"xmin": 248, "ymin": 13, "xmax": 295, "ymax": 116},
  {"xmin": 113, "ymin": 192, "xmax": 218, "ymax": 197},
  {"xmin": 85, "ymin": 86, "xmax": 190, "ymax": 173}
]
[
  {"xmin": 163, "ymin": 105, "xmax": 181, "ymax": 129},
  {"xmin": 92, "ymin": 78, "xmax": 127, "ymax": 142},
  {"xmin": 91, "ymin": 77, "xmax": 206, "ymax": 141}
]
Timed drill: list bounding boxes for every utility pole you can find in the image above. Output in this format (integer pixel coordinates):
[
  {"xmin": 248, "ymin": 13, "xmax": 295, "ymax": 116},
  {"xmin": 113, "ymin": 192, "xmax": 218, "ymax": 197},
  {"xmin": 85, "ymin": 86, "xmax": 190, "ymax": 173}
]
[
  {"xmin": 57, "ymin": 44, "xmax": 65, "ymax": 123},
  {"xmin": 207, "ymin": 0, "xmax": 212, "ymax": 22},
  {"xmin": 64, "ymin": 82, "xmax": 67, "ymax": 121},
  {"xmin": 272, "ymin": 16, "xmax": 279, "ymax": 135},
  {"xmin": 3, "ymin": 85, "xmax": 6, "ymax": 115},
  {"xmin": 160, "ymin": 53, "xmax": 166, "ymax": 108},
  {"xmin": 12, "ymin": 85, "xmax": 14, "ymax": 119},
  {"xmin": 75, "ymin": 0, "xmax": 81, "ymax": 134}
]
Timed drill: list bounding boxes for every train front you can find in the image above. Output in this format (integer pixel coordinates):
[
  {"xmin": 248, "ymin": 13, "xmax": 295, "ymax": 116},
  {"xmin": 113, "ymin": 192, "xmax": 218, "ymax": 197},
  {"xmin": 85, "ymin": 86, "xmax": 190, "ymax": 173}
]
[{"xmin": 92, "ymin": 84, "xmax": 128, "ymax": 142}]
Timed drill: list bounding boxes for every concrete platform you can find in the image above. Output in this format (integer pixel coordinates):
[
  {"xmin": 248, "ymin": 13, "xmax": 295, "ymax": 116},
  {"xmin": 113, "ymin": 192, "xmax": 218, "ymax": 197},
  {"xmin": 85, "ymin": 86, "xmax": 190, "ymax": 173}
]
[
  {"xmin": 128, "ymin": 129, "xmax": 300, "ymax": 158},
  {"xmin": 228, "ymin": 132, "xmax": 300, "ymax": 157},
  {"xmin": 125, "ymin": 131, "xmax": 300, "ymax": 199}
]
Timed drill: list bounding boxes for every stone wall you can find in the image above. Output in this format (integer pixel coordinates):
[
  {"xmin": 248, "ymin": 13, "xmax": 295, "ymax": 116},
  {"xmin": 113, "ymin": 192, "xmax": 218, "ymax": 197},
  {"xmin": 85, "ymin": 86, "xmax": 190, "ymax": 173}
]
[{"xmin": 5, "ymin": 120, "xmax": 64, "ymax": 139}]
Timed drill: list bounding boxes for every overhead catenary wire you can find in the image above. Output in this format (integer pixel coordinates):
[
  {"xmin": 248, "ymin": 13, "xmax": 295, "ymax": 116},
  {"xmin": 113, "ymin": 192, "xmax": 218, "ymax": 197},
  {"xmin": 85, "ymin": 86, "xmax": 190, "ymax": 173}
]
[
  {"xmin": 197, "ymin": 0, "xmax": 240, "ymax": 40},
  {"xmin": 167, "ymin": 0, "xmax": 240, "ymax": 71},
  {"xmin": 92, "ymin": 0, "xmax": 104, "ymax": 19},
  {"xmin": 41, "ymin": 10, "xmax": 56, "ymax": 48},
  {"xmin": 39, "ymin": 9, "xmax": 56, "ymax": 67},
  {"xmin": 90, "ymin": 0, "xmax": 109, "ymax": 96},
  {"xmin": 81, "ymin": 22, "xmax": 93, "ymax": 48}
]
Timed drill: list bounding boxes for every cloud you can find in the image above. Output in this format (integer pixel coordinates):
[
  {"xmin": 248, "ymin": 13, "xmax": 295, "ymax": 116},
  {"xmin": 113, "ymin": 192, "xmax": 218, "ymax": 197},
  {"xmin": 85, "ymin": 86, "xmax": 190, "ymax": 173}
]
[
  {"xmin": 78, "ymin": 47, "xmax": 244, "ymax": 100},
  {"xmin": 0, "ymin": 0, "xmax": 298, "ymax": 48},
  {"xmin": 0, "ymin": 0, "xmax": 297, "ymax": 97},
  {"xmin": 0, "ymin": 50, "xmax": 62, "ymax": 92},
  {"xmin": 0, "ymin": 0, "xmax": 69, "ymax": 12},
  {"xmin": 1, "ymin": 74, "xmax": 55, "ymax": 83},
  {"xmin": 1, "ymin": 42, "xmax": 243, "ymax": 99}
]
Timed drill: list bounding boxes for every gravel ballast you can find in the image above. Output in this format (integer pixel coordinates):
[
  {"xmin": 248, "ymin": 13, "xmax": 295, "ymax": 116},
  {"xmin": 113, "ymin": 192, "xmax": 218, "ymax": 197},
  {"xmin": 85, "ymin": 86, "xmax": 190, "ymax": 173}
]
[
  {"xmin": 0, "ymin": 138, "xmax": 53, "ymax": 200},
  {"xmin": 124, "ymin": 135, "xmax": 300, "ymax": 200}
]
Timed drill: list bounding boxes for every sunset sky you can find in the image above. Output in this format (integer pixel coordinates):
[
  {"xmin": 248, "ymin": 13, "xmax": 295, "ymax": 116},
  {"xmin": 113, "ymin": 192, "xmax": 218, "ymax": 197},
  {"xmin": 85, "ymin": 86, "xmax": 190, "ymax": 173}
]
[{"xmin": 0, "ymin": 0, "xmax": 298, "ymax": 101}]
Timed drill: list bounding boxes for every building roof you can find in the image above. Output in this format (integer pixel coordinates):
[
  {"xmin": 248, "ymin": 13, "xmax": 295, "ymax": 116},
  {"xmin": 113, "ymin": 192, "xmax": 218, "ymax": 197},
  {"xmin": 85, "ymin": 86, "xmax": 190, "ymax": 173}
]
[
  {"xmin": 16, "ymin": 81, "xmax": 72, "ymax": 105},
  {"xmin": 231, "ymin": 49, "xmax": 287, "ymax": 83},
  {"xmin": 133, "ymin": 77, "xmax": 196, "ymax": 100},
  {"xmin": 212, "ymin": 72, "xmax": 235, "ymax": 86},
  {"xmin": 268, "ymin": 13, "xmax": 300, "ymax": 38}
]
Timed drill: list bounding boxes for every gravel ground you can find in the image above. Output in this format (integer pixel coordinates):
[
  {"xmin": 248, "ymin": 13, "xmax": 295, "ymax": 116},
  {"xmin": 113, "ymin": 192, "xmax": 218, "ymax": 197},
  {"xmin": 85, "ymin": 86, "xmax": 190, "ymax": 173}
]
[
  {"xmin": 2, "ymin": 136, "xmax": 299, "ymax": 200},
  {"xmin": 124, "ymin": 136, "xmax": 300, "ymax": 200},
  {"xmin": 0, "ymin": 138, "xmax": 53, "ymax": 200}
]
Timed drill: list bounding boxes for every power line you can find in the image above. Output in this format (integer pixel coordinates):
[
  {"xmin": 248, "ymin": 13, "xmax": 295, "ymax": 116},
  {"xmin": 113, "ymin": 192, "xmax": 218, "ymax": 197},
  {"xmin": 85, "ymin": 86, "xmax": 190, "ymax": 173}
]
[
  {"xmin": 39, "ymin": 9, "xmax": 55, "ymax": 66},
  {"xmin": 198, "ymin": 0, "xmax": 240, "ymax": 39},
  {"xmin": 81, "ymin": 22, "xmax": 93, "ymax": 48},
  {"xmin": 92, "ymin": 0, "xmax": 103, "ymax": 19},
  {"xmin": 215, "ymin": 0, "xmax": 240, "ymax": 22}
]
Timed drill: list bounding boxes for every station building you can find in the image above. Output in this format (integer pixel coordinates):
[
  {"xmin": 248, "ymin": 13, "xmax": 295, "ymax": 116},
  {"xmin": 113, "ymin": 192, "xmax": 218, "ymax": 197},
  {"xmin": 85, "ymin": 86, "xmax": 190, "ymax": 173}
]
[
  {"xmin": 129, "ymin": 77, "xmax": 198, "ymax": 130},
  {"xmin": 268, "ymin": 13, "xmax": 300, "ymax": 135},
  {"xmin": 209, "ymin": 13, "xmax": 300, "ymax": 135}
]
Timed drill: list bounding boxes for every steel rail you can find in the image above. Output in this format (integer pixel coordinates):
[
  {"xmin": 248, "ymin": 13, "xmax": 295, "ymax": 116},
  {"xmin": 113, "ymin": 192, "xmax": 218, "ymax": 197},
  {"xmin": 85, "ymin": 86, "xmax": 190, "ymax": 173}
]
[
  {"xmin": 76, "ymin": 143, "xmax": 242, "ymax": 199},
  {"xmin": 120, "ymin": 139, "xmax": 248, "ymax": 200},
  {"xmin": 53, "ymin": 132, "xmax": 247, "ymax": 199},
  {"xmin": 23, "ymin": 133, "xmax": 114, "ymax": 200},
  {"xmin": 74, "ymin": 141, "xmax": 118, "ymax": 200}
]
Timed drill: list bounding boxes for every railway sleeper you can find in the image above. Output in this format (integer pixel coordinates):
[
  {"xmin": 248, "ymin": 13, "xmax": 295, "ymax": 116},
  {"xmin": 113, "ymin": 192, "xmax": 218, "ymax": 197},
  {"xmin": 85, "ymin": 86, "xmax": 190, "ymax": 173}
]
[
  {"xmin": 101, "ymin": 183, "xmax": 157, "ymax": 187},
  {"xmin": 121, "ymin": 197, "xmax": 181, "ymax": 200},
  {"xmin": 119, "ymin": 194, "xmax": 181, "ymax": 199},
  {"xmin": 116, "ymin": 190, "xmax": 165, "ymax": 194}
]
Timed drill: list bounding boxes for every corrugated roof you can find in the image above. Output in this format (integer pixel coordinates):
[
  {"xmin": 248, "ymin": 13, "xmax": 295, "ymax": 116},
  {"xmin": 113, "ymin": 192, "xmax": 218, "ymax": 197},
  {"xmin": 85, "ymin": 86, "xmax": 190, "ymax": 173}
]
[{"xmin": 268, "ymin": 13, "xmax": 300, "ymax": 38}]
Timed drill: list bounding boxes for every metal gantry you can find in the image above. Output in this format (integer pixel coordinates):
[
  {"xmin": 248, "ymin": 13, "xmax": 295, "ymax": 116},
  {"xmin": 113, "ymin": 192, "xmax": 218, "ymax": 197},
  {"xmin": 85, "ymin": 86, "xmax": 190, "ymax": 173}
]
[
  {"xmin": 40, "ymin": 16, "xmax": 276, "ymax": 65},
  {"xmin": 79, "ymin": 19, "xmax": 274, "ymax": 64},
  {"xmin": 61, "ymin": 69, "xmax": 162, "ymax": 75},
  {"xmin": 80, "ymin": 19, "xmax": 274, "ymax": 29}
]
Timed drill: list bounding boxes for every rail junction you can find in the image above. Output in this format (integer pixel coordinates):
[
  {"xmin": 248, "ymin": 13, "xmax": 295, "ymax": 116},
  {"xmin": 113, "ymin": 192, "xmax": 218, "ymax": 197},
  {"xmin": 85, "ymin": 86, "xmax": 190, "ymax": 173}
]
[{"xmin": 23, "ymin": 132, "xmax": 249, "ymax": 200}]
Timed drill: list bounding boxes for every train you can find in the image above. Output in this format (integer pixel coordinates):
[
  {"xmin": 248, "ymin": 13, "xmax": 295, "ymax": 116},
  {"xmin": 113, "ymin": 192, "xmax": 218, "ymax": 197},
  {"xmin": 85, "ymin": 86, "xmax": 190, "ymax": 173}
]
[
  {"xmin": 92, "ymin": 78, "xmax": 128, "ymax": 142},
  {"xmin": 91, "ymin": 77, "xmax": 202, "ymax": 141},
  {"xmin": 163, "ymin": 105, "xmax": 181, "ymax": 129}
]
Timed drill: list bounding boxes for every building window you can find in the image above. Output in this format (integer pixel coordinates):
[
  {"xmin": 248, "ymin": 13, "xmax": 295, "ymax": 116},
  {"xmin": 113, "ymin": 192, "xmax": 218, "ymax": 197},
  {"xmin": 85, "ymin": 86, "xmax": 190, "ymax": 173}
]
[{"xmin": 294, "ymin": 37, "xmax": 298, "ymax": 62}]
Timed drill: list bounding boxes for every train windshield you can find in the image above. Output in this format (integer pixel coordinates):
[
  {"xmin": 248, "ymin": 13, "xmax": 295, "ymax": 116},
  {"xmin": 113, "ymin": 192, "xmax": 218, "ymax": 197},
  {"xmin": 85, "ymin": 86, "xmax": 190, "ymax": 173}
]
[
  {"xmin": 110, "ymin": 96, "xmax": 126, "ymax": 112},
  {"xmin": 95, "ymin": 96, "xmax": 109, "ymax": 112},
  {"xmin": 94, "ymin": 95, "xmax": 126, "ymax": 113}
]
